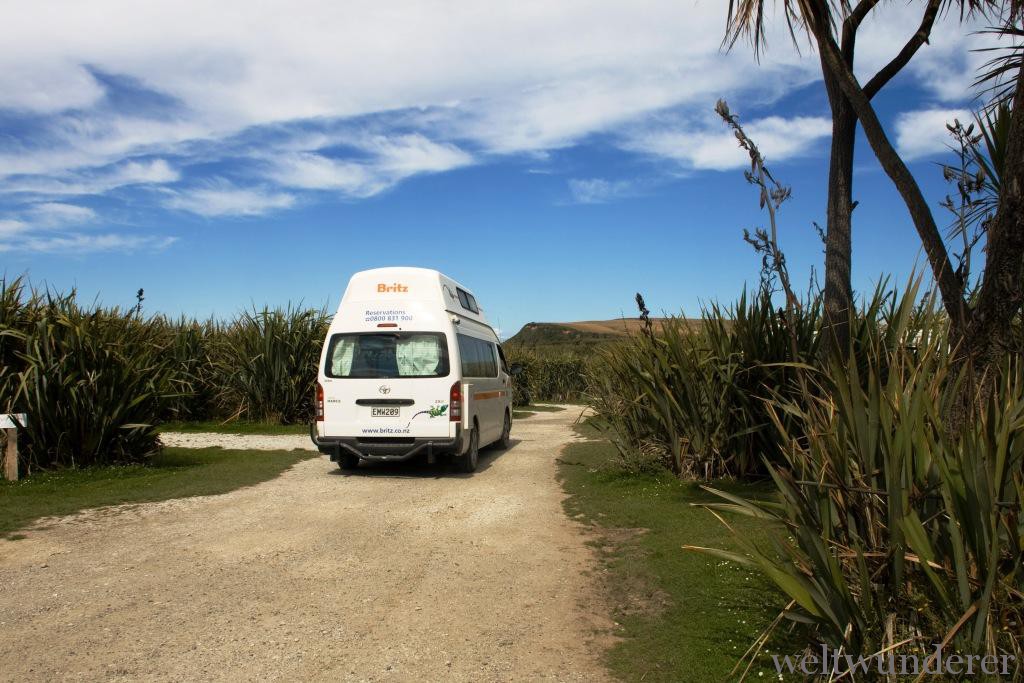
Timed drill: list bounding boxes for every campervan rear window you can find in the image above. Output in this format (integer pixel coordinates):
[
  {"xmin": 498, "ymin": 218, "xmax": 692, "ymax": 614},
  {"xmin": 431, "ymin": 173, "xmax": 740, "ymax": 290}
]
[{"xmin": 325, "ymin": 332, "xmax": 450, "ymax": 379}]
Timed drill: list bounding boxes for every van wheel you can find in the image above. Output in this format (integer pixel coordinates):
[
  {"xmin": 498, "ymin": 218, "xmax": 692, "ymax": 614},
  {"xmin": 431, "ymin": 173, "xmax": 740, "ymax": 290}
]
[
  {"xmin": 496, "ymin": 411, "xmax": 511, "ymax": 449},
  {"xmin": 455, "ymin": 426, "xmax": 479, "ymax": 473},
  {"xmin": 338, "ymin": 453, "xmax": 360, "ymax": 470}
]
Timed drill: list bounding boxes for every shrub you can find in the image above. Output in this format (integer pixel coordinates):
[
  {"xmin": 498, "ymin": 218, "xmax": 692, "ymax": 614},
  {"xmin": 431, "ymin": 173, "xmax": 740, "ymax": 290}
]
[
  {"xmin": 211, "ymin": 305, "xmax": 328, "ymax": 424},
  {"xmin": 0, "ymin": 276, "xmax": 40, "ymax": 413},
  {"xmin": 692, "ymin": 289, "xmax": 1023, "ymax": 673},
  {"xmin": 504, "ymin": 347, "xmax": 589, "ymax": 405},
  {"xmin": 588, "ymin": 289, "xmax": 821, "ymax": 478},
  {"xmin": 13, "ymin": 296, "xmax": 180, "ymax": 471},
  {"xmin": 157, "ymin": 316, "xmax": 221, "ymax": 422}
]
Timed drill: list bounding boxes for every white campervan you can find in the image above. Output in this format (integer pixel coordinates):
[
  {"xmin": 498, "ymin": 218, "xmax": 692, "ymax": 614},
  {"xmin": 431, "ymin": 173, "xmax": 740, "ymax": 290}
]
[{"xmin": 311, "ymin": 267, "xmax": 515, "ymax": 473}]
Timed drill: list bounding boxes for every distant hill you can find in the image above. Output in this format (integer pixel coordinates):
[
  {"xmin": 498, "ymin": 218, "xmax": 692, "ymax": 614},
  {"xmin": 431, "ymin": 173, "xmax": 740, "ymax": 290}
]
[{"xmin": 505, "ymin": 318, "xmax": 698, "ymax": 354}]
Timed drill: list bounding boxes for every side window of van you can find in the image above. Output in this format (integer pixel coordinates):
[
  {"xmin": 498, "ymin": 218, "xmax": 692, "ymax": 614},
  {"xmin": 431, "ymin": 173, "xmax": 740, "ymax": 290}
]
[
  {"xmin": 457, "ymin": 334, "xmax": 479, "ymax": 376},
  {"xmin": 457, "ymin": 334, "xmax": 498, "ymax": 377},
  {"xmin": 456, "ymin": 288, "xmax": 479, "ymax": 314},
  {"xmin": 496, "ymin": 344, "xmax": 509, "ymax": 374},
  {"xmin": 479, "ymin": 341, "xmax": 498, "ymax": 377}
]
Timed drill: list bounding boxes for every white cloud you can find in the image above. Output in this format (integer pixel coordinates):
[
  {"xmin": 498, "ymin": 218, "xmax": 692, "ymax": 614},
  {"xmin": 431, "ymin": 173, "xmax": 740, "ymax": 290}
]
[
  {"xmin": 0, "ymin": 60, "xmax": 104, "ymax": 113},
  {"xmin": 0, "ymin": 0, "xmax": 993, "ymax": 226},
  {"xmin": 895, "ymin": 108, "xmax": 972, "ymax": 160},
  {"xmin": 0, "ymin": 118, "xmax": 203, "ymax": 180},
  {"xmin": 0, "ymin": 2, "xmax": 817, "ymax": 178},
  {"xmin": 367, "ymin": 134, "xmax": 472, "ymax": 175},
  {"xmin": 0, "ymin": 201, "xmax": 174, "ymax": 254},
  {"xmin": 0, "ymin": 233, "xmax": 177, "ymax": 254},
  {"xmin": 1, "ymin": 159, "xmax": 180, "ymax": 196},
  {"xmin": 266, "ymin": 153, "xmax": 381, "ymax": 195},
  {"xmin": 0, "ymin": 219, "xmax": 28, "ymax": 237},
  {"xmin": 626, "ymin": 114, "xmax": 832, "ymax": 171},
  {"xmin": 568, "ymin": 178, "xmax": 641, "ymax": 204},
  {"xmin": 28, "ymin": 202, "xmax": 97, "ymax": 227},
  {"xmin": 163, "ymin": 182, "xmax": 296, "ymax": 216},
  {"xmin": 265, "ymin": 134, "xmax": 472, "ymax": 198}
]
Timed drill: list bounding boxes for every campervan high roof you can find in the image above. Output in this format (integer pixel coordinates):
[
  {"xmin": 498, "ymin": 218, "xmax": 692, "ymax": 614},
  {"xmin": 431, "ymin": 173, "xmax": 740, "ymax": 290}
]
[{"xmin": 336, "ymin": 267, "xmax": 490, "ymax": 327}]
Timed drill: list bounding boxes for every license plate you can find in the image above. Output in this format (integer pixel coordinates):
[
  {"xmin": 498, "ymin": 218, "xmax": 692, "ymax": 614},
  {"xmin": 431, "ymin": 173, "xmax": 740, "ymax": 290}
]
[{"xmin": 371, "ymin": 407, "xmax": 400, "ymax": 418}]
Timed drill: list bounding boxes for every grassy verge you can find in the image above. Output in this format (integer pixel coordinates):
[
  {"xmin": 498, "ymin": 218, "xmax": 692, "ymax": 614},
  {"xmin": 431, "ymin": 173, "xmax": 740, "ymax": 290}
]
[
  {"xmin": 559, "ymin": 426, "xmax": 793, "ymax": 681},
  {"xmin": 158, "ymin": 420, "xmax": 309, "ymax": 435},
  {"xmin": 0, "ymin": 447, "xmax": 315, "ymax": 538}
]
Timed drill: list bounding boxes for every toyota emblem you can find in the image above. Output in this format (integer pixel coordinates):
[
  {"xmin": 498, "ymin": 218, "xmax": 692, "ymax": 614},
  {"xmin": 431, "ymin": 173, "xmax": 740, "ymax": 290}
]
[{"xmin": 378, "ymin": 385, "xmax": 391, "ymax": 395}]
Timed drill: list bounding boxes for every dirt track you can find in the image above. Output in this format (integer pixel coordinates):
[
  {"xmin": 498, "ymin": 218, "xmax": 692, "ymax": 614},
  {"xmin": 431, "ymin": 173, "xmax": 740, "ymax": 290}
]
[{"xmin": 0, "ymin": 407, "xmax": 613, "ymax": 682}]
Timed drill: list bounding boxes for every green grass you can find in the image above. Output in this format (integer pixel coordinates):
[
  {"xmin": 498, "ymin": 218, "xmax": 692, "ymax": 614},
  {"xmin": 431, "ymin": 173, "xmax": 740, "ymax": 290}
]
[
  {"xmin": 559, "ymin": 430, "xmax": 794, "ymax": 682},
  {"xmin": 513, "ymin": 410, "xmax": 537, "ymax": 419},
  {"xmin": 0, "ymin": 447, "xmax": 315, "ymax": 538},
  {"xmin": 158, "ymin": 420, "xmax": 310, "ymax": 435}
]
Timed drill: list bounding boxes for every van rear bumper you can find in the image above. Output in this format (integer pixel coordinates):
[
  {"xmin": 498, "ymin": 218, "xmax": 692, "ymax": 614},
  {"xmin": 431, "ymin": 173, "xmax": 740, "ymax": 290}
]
[{"xmin": 310, "ymin": 424, "xmax": 464, "ymax": 462}]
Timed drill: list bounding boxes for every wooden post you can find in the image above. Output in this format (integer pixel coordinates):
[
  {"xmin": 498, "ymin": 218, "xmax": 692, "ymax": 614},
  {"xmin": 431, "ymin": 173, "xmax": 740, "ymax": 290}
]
[
  {"xmin": 1, "ymin": 414, "xmax": 26, "ymax": 481},
  {"xmin": 3, "ymin": 428, "xmax": 15, "ymax": 481}
]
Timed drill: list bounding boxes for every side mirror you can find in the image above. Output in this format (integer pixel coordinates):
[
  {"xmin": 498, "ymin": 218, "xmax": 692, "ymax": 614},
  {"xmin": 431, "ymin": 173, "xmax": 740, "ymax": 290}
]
[{"xmin": 508, "ymin": 363, "xmax": 524, "ymax": 376}]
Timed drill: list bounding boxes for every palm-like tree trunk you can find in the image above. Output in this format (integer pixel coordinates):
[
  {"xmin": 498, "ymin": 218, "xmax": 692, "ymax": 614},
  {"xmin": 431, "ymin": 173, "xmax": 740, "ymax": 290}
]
[
  {"xmin": 821, "ymin": 67, "xmax": 856, "ymax": 357},
  {"xmin": 964, "ymin": 64, "xmax": 1024, "ymax": 364},
  {"xmin": 804, "ymin": 0, "xmax": 970, "ymax": 334}
]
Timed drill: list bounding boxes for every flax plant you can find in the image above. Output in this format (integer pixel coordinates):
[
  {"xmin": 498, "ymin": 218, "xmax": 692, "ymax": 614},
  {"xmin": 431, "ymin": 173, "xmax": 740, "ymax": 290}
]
[
  {"xmin": 212, "ymin": 305, "xmax": 329, "ymax": 424},
  {"xmin": 588, "ymin": 289, "xmax": 820, "ymax": 478},
  {"xmin": 689, "ymin": 287, "xmax": 1023, "ymax": 678},
  {"xmin": 505, "ymin": 348, "xmax": 589, "ymax": 406},
  {"xmin": 13, "ymin": 295, "xmax": 180, "ymax": 471}
]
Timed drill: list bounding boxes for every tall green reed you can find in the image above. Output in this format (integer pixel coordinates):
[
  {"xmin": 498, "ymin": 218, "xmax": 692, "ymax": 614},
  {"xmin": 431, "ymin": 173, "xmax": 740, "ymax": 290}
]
[
  {"xmin": 13, "ymin": 295, "xmax": 180, "ymax": 470},
  {"xmin": 588, "ymin": 288, "xmax": 821, "ymax": 477},
  {"xmin": 211, "ymin": 305, "xmax": 328, "ymax": 424},
  {"xmin": 688, "ymin": 287, "xmax": 1022, "ymax": 677}
]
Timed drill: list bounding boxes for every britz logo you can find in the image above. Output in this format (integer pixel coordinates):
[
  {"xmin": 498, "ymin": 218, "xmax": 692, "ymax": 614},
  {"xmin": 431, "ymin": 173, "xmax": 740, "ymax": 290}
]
[{"xmin": 377, "ymin": 283, "xmax": 408, "ymax": 293}]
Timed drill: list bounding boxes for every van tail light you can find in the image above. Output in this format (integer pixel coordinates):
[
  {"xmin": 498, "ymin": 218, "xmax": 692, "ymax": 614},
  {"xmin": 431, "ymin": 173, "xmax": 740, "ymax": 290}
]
[
  {"xmin": 450, "ymin": 381, "xmax": 462, "ymax": 422},
  {"xmin": 316, "ymin": 382, "xmax": 325, "ymax": 421}
]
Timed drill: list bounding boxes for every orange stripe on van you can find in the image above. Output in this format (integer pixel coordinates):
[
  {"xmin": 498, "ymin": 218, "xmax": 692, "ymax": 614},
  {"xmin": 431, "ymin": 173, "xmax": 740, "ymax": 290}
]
[{"xmin": 473, "ymin": 390, "xmax": 507, "ymax": 400}]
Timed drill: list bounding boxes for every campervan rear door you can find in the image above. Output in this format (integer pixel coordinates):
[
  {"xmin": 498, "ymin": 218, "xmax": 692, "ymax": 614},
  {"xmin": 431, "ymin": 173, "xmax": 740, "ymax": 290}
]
[{"xmin": 319, "ymin": 327, "xmax": 455, "ymax": 439}]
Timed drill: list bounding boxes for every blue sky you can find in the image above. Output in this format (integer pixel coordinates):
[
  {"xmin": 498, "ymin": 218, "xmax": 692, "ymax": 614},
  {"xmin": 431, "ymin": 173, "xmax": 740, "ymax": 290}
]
[{"xmin": 0, "ymin": 1, "xmax": 999, "ymax": 337}]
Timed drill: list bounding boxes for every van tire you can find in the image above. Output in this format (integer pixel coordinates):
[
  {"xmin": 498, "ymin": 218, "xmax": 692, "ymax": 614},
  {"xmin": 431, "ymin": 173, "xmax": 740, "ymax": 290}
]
[
  {"xmin": 338, "ymin": 453, "xmax": 360, "ymax": 470},
  {"xmin": 455, "ymin": 425, "xmax": 479, "ymax": 473},
  {"xmin": 496, "ymin": 411, "xmax": 511, "ymax": 449}
]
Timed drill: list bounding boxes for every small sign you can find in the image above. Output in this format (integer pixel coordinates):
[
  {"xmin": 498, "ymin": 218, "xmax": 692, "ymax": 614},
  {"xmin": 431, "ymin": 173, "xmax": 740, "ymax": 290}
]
[{"xmin": 0, "ymin": 414, "xmax": 27, "ymax": 429}]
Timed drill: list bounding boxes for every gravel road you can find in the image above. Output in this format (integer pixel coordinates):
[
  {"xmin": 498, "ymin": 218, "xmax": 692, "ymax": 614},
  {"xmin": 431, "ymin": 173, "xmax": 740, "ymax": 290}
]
[{"xmin": 0, "ymin": 406, "xmax": 613, "ymax": 682}]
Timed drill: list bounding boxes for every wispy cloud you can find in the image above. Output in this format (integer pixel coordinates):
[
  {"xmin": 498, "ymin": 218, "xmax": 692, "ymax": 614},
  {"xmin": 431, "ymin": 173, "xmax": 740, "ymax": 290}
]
[
  {"xmin": 265, "ymin": 133, "xmax": 473, "ymax": 198},
  {"xmin": 0, "ymin": 60, "xmax": 104, "ymax": 114},
  {"xmin": 0, "ymin": 233, "xmax": 177, "ymax": 254},
  {"xmin": 163, "ymin": 181, "xmax": 296, "ymax": 217},
  {"xmin": 567, "ymin": 178, "xmax": 642, "ymax": 204},
  {"xmin": 0, "ymin": 0, "xmax": 993, "ymax": 241},
  {"xmin": 266, "ymin": 153, "xmax": 382, "ymax": 195},
  {"xmin": 0, "ymin": 198, "xmax": 174, "ymax": 254},
  {"xmin": 28, "ymin": 202, "xmax": 97, "ymax": 227},
  {"xmin": 0, "ymin": 219, "xmax": 29, "ymax": 237},
  {"xmin": 624, "ymin": 114, "xmax": 832, "ymax": 171},
  {"xmin": 1, "ymin": 159, "xmax": 180, "ymax": 197},
  {"xmin": 894, "ymin": 108, "xmax": 971, "ymax": 161}
]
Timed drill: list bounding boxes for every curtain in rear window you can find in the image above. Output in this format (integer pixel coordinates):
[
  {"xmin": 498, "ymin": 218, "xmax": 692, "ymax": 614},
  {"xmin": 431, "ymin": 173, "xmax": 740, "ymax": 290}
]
[
  {"xmin": 396, "ymin": 334, "xmax": 442, "ymax": 376},
  {"xmin": 330, "ymin": 337, "xmax": 356, "ymax": 376},
  {"xmin": 325, "ymin": 333, "xmax": 448, "ymax": 378}
]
